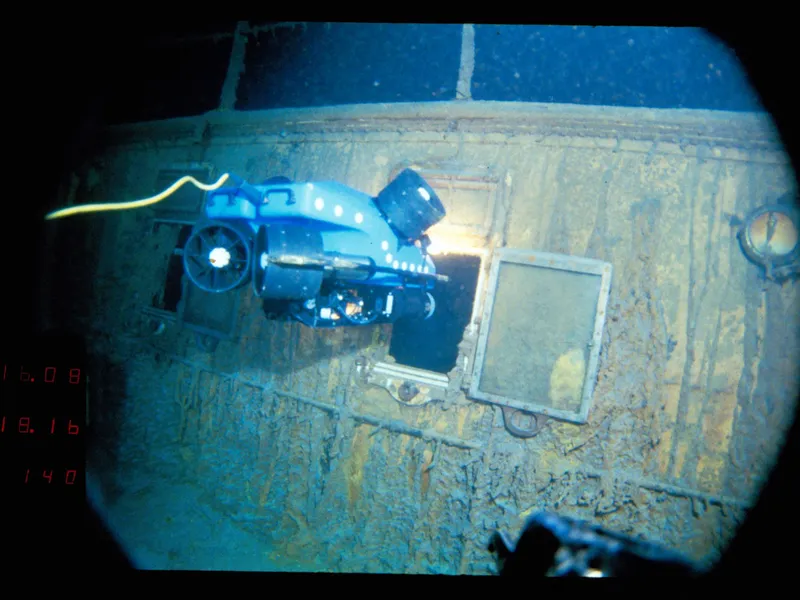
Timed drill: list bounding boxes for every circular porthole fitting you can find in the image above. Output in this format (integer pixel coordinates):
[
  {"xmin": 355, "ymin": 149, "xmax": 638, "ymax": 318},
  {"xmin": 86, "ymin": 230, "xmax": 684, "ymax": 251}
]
[{"xmin": 738, "ymin": 201, "xmax": 800, "ymax": 282}]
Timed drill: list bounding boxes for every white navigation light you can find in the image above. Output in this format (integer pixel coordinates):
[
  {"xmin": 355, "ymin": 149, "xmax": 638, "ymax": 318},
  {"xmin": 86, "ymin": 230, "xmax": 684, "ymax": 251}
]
[{"xmin": 209, "ymin": 247, "xmax": 231, "ymax": 268}]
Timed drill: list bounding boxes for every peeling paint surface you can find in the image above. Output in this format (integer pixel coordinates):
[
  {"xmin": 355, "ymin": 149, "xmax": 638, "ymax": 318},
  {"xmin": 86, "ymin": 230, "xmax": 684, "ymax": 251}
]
[{"xmin": 50, "ymin": 101, "xmax": 798, "ymax": 573}]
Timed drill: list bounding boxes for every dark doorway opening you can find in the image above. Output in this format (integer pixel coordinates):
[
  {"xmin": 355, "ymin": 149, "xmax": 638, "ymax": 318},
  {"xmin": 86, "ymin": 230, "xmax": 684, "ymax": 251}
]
[
  {"xmin": 159, "ymin": 225, "xmax": 193, "ymax": 312},
  {"xmin": 389, "ymin": 254, "xmax": 481, "ymax": 374}
]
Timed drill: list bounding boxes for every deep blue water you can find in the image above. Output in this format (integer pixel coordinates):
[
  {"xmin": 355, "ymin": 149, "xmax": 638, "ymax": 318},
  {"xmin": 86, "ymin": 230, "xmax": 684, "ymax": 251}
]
[
  {"xmin": 106, "ymin": 23, "xmax": 763, "ymax": 124},
  {"xmin": 471, "ymin": 25, "xmax": 761, "ymax": 110}
]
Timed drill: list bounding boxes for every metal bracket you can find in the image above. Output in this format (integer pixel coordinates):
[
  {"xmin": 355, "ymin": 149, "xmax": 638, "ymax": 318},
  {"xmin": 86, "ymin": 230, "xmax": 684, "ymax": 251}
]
[
  {"xmin": 360, "ymin": 359, "xmax": 449, "ymax": 407},
  {"xmin": 501, "ymin": 406, "xmax": 550, "ymax": 438}
]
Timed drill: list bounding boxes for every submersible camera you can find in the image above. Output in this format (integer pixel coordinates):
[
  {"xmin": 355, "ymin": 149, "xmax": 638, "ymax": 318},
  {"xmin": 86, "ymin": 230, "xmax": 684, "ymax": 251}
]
[{"xmin": 181, "ymin": 168, "xmax": 448, "ymax": 328}]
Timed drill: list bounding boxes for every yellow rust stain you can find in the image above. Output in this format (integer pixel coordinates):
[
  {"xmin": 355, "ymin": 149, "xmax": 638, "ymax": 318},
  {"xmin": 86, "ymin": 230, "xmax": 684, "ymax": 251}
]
[
  {"xmin": 345, "ymin": 425, "xmax": 374, "ymax": 511},
  {"xmin": 370, "ymin": 324, "xmax": 386, "ymax": 347},
  {"xmin": 420, "ymin": 448, "xmax": 434, "ymax": 498},
  {"xmin": 434, "ymin": 413, "xmax": 450, "ymax": 434},
  {"xmin": 689, "ymin": 338, "xmax": 708, "ymax": 386},
  {"xmin": 750, "ymin": 293, "xmax": 767, "ymax": 396},
  {"xmin": 701, "ymin": 391, "xmax": 737, "ymax": 455},
  {"xmin": 456, "ymin": 405, "xmax": 470, "ymax": 438},
  {"xmin": 657, "ymin": 429, "xmax": 674, "ymax": 475},
  {"xmin": 325, "ymin": 328, "xmax": 344, "ymax": 401},
  {"xmin": 698, "ymin": 306, "xmax": 745, "ymax": 459},
  {"xmin": 662, "ymin": 382, "xmax": 681, "ymax": 421},
  {"xmin": 397, "ymin": 435, "xmax": 410, "ymax": 466},
  {"xmin": 407, "ymin": 444, "xmax": 417, "ymax": 491},
  {"xmin": 685, "ymin": 395, "xmax": 702, "ymax": 425},
  {"xmin": 357, "ymin": 386, "xmax": 404, "ymax": 419},
  {"xmin": 298, "ymin": 324, "xmax": 316, "ymax": 357},
  {"xmin": 656, "ymin": 381, "xmax": 682, "ymax": 477},
  {"xmin": 533, "ymin": 149, "xmax": 562, "ymax": 247},
  {"xmin": 654, "ymin": 229, "xmax": 689, "ymax": 380},
  {"xmin": 537, "ymin": 425, "xmax": 581, "ymax": 475},
  {"xmin": 673, "ymin": 438, "xmax": 690, "ymax": 479},
  {"xmin": 716, "ymin": 308, "xmax": 746, "ymax": 374},
  {"xmin": 696, "ymin": 454, "xmax": 726, "ymax": 495}
]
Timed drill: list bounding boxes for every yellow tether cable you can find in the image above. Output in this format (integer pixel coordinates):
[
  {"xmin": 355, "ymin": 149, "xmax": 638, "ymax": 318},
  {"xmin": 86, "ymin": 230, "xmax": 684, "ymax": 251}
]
[{"xmin": 44, "ymin": 173, "xmax": 231, "ymax": 220}]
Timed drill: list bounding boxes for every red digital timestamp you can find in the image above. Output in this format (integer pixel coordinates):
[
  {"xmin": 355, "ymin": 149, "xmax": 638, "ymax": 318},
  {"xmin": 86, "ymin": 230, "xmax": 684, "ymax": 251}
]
[
  {"xmin": 1, "ymin": 416, "xmax": 80, "ymax": 435},
  {"xmin": 22, "ymin": 468, "xmax": 80, "ymax": 485},
  {"xmin": 2, "ymin": 365, "xmax": 82, "ymax": 384}
]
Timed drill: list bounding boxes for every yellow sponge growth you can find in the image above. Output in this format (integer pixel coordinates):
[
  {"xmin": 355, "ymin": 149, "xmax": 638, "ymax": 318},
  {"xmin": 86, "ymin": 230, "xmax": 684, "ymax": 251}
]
[{"xmin": 548, "ymin": 348, "xmax": 586, "ymax": 411}]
